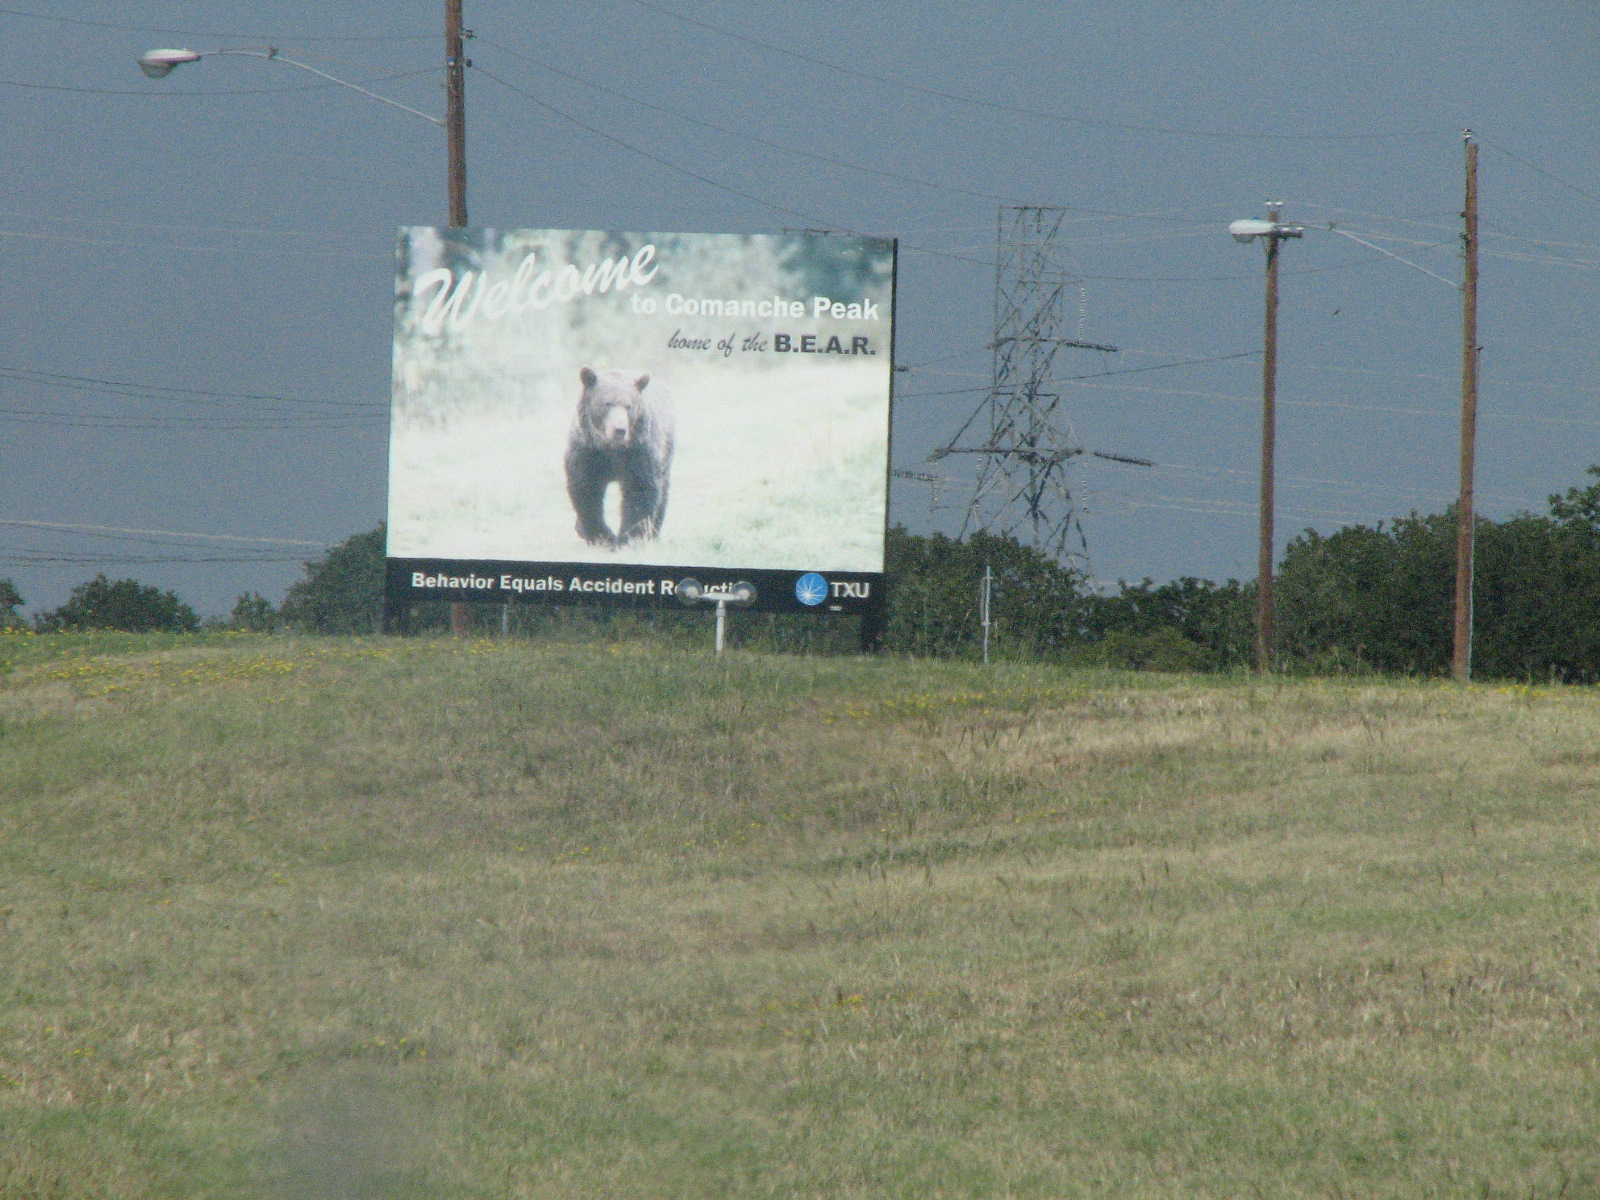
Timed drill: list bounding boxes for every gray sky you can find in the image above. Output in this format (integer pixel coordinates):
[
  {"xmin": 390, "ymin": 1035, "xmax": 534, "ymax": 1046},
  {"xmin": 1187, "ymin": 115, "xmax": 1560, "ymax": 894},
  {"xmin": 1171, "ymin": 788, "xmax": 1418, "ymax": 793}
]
[{"xmin": 4, "ymin": 1, "xmax": 1600, "ymax": 617}]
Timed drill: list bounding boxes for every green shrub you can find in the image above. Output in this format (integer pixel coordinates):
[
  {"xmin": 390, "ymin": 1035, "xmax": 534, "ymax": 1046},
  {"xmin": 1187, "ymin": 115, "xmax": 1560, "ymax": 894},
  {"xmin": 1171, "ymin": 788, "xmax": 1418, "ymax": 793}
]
[
  {"xmin": 279, "ymin": 526, "xmax": 386, "ymax": 634},
  {"xmin": 35, "ymin": 574, "xmax": 199, "ymax": 633},
  {"xmin": 0, "ymin": 578, "xmax": 23, "ymax": 630},
  {"xmin": 231, "ymin": 592, "xmax": 277, "ymax": 633}
]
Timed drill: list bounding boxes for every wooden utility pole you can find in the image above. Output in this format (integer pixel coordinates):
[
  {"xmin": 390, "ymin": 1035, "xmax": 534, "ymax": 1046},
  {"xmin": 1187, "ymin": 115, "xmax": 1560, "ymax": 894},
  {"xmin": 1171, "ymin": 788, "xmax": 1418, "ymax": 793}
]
[
  {"xmin": 446, "ymin": 0, "xmax": 472, "ymax": 636},
  {"xmin": 1255, "ymin": 208, "xmax": 1284, "ymax": 674},
  {"xmin": 1230, "ymin": 202, "xmax": 1305, "ymax": 674},
  {"xmin": 1452, "ymin": 132, "xmax": 1480, "ymax": 681},
  {"xmin": 445, "ymin": 0, "xmax": 468, "ymax": 227}
]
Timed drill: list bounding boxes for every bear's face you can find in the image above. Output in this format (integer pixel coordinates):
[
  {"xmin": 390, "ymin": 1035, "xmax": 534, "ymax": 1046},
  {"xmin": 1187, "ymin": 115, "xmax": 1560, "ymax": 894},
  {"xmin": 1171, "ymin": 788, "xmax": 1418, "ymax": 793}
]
[{"xmin": 578, "ymin": 367, "xmax": 651, "ymax": 450}]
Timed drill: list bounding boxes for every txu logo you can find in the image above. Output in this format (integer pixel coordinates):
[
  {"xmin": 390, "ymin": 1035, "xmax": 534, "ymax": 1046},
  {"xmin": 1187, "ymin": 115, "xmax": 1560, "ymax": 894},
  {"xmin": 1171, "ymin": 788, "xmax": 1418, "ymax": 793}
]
[{"xmin": 794, "ymin": 573, "xmax": 828, "ymax": 606}]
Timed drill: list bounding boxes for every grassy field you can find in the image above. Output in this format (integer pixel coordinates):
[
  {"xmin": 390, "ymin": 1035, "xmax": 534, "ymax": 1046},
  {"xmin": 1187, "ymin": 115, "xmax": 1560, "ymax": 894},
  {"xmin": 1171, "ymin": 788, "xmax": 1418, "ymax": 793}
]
[{"xmin": 2, "ymin": 630, "xmax": 1599, "ymax": 1198}]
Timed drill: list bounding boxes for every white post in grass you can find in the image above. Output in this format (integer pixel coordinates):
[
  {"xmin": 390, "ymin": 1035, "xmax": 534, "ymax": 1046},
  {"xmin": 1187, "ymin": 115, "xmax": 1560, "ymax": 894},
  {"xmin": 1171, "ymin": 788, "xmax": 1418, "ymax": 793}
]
[{"xmin": 980, "ymin": 564, "xmax": 993, "ymax": 665}]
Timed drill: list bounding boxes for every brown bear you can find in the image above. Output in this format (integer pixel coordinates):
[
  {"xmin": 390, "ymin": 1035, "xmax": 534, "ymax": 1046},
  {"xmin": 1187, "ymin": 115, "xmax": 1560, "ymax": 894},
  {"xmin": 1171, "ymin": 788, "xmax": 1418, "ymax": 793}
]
[{"xmin": 564, "ymin": 367, "xmax": 675, "ymax": 546}]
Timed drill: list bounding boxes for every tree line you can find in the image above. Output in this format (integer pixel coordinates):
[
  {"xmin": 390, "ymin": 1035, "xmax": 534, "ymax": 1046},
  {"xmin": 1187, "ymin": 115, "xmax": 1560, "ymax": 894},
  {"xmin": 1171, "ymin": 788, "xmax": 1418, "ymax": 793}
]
[{"xmin": 12, "ymin": 464, "xmax": 1600, "ymax": 681}]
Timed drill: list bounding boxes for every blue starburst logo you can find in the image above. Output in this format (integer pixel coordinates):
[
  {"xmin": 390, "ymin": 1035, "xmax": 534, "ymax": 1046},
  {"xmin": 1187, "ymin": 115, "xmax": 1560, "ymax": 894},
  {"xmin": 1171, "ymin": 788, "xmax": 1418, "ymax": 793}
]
[{"xmin": 795, "ymin": 573, "xmax": 828, "ymax": 606}]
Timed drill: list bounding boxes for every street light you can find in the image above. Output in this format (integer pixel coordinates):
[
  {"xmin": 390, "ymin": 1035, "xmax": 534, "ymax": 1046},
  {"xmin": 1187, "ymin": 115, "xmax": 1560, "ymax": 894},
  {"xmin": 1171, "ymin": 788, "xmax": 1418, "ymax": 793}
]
[
  {"xmin": 137, "ymin": 47, "xmax": 445, "ymax": 127},
  {"xmin": 141, "ymin": 2, "xmax": 473, "ymax": 635},
  {"xmin": 1229, "ymin": 202, "xmax": 1302, "ymax": 674},
  {"xmin": 137, "ymin": 49, "xmax": 202, "ymax": 78}
]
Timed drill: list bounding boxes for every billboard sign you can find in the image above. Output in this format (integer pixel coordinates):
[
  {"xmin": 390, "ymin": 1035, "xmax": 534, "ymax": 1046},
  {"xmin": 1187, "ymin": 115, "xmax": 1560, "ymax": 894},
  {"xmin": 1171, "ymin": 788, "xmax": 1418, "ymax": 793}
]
[{"xmin": 385, "ymin": 227, "xmax": 895, "ymax": 614}]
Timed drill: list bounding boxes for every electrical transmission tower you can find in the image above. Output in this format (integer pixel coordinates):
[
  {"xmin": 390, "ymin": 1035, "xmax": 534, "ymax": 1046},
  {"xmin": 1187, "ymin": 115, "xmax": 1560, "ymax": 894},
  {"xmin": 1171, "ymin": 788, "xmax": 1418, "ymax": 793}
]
[{"xmin": 932, "ymin": 206, "xmax": 1144, "ymax": 559}]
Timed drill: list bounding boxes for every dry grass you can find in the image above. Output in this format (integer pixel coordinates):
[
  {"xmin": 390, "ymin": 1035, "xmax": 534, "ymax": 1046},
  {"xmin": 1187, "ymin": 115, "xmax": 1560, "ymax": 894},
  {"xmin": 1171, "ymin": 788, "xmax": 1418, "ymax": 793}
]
[{"xmin": 2, "ymin": 633, "xmax": 1599, "ymax": 1197}]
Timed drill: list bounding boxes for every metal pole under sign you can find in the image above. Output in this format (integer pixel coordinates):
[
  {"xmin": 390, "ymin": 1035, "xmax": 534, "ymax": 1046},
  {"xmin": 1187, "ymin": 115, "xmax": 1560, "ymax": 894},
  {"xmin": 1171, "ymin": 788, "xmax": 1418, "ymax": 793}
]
[{"xmin": 676, "ymin": 578, "xmax": 756, "ymax": 656}]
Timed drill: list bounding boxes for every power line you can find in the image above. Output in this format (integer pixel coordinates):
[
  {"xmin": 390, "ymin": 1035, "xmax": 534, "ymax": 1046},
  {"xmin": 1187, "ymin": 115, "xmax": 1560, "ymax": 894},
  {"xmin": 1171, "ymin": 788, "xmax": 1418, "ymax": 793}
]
[
  {"xmin": 1075, "ymin": 250, "xmax": 1440, "ymax": 285},
  {"xmin": 476, "ymin": 67, "xmax": 996, "ymax": 273},
  {"xmin": 0, "ymin": 411, "xmax": 379, "ymax": 431},
  {"xmin": 1481, "ymin": 227, "xmax": 1600, "ymax": 255},
  {"xmin": 0, "ymin": 225, "xmax": 380, "ymax": 259},
  {"xmin": 1088, "ymin": 490, "xmax": 1395, "ymax": 525},
  {"xmin": 1134, "ymin": 460, "xmax": 1538, "ymax": 510},
  {"xmin": 0, "ymin": 6, "xmax": 432, "ymax": 42},
  {"xmin": 1322, "ymin": 222, "xmax": 1596, "ymax": 272},
  {"xmin": 1255, "ymin": 204, "xmax": 1600, "ymax": 270},
  {"xmin": 0, "ymin": 364, "xmax": 386, "ymax": 429},
  {"xmin": 895, "ymin": 213, "xmax": 1215, "ymax": 237},
  {"xmin": 0, "ymin": 206, "xmax": 373, "ymax": 247},
  {"xmin": 1479, "ymin": 246, "xmax": 1600, "ymax": 272},
  {"xmin": 1056, "ymin": 349, "xmax": 1257, "ymax": 381},
  {"xmin": 0, "ymin": 376, "xmax": 384, "ymax": 429},
  {"xmin": 1320, "ymin": 226, "xmax": 1458, "ymax": 288},
  {"xmin": 909, "ymin": 340, "xmax": 1600, "ymax": 402},
  {"xmin": 1332, "ymin": 226, "xmax": 1460, "ymax": 252},
  {"xmin": 1479, "ymin": 137, "xmax": 1600, "ymax": 210},
  {"xmin": 475, "ymin": 38, "xmax": 1039, "ymax": 208},
  {"xmin": 474, "ymin": 66, "xmax": 837, "ymax": 230},
  {"xmin": 1372, "ymin": 212, "xmax": 1600, "ymax": 271},
  {"xmin": 625, "ymin": 0, "xmax": 1458, "ymax": 142},
  {"xmin": 0, "ymin": 518, "xmax": 328, "ymax": 546},
  {"xmin": 1285, "ymin": 201, "xmax": 1459, "ymax": 235},
  {"xmin": 1060, "ymin": 378, "xmax": 1428, "ymax": 417},
  {"xmin": 472, "ymin": 65, "xmax": 1247, "ymax": 275},
  {"xmin": 5, "ymin": 530, "xmax": 299, "ymax": 552},
  {"xmin": 1298, "ymin": 360, "xmax": 1600, "ymax": 399},
  {"xmin": 1062, "ymin": 378, "xmax": 1600, "ymax": 430},
  {"xmin": 1057, "ymin": 228, "xmax": 1218, "ymax": 249},
  {"xmin": 900, "ymin": 349, "xmax": 1261, "ymax": 399},
  {"xmin": 0, "ymin": 66, "xmax": 435, "ymax": 98},
  {"xmin": 0, "ymin": 364, "xmax": 385, "ymax": 411},
  {"xmin": 477, "ymin": 76, "xmax": 1461, "ymax": 288},
  {"xmin": 906, "ymin": 237, "xmax": 1442, "ymax": 282},
  {"xmin": 910, "ymin": 340, "xmax": 1600, "ymax": 407},
  {"xmin": 2, "ymin": 550, "xmax": 308, "ymax": 565},
  {"xmin": 902, "ymin": 347, "xmax": 989, "ymax": 370}
]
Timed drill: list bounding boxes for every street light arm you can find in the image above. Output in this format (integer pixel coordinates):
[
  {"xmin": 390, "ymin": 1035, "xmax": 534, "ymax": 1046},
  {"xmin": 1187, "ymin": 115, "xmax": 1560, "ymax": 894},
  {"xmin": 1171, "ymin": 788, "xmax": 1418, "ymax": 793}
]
[
  {"xmin": 141, "ymin": 46, "xmax": 444, "ymax": 127},
  {"xmin": 221, "ymin": 50, "xmax": 444, "ymax": 126},
  {"xmin": 1324, "ymin": 225, "xmax": 1459, "ymax": 291}
]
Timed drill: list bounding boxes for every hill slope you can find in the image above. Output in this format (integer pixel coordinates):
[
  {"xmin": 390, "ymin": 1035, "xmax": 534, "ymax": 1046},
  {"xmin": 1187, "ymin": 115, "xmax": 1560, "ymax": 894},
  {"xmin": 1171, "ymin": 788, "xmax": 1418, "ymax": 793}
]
[{"xmin": 2, "ymin": 633, "xmax": 1599, "ymax": 1198}]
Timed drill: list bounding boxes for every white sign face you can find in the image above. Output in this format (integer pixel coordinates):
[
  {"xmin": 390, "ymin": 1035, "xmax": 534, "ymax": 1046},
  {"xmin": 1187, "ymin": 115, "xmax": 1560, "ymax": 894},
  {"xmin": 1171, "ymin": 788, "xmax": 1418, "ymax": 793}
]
[{"xmin": 385, "ymin": 228, "xmax": 895, "ymax": 609}]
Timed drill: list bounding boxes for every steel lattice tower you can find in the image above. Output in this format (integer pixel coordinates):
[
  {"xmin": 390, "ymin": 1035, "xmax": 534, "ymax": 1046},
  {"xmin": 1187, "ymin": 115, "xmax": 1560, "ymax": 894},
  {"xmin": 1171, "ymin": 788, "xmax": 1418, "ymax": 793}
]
[{"xmin": 932, "ymin": 207, "xmax": 1120, "ymax": 558}]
